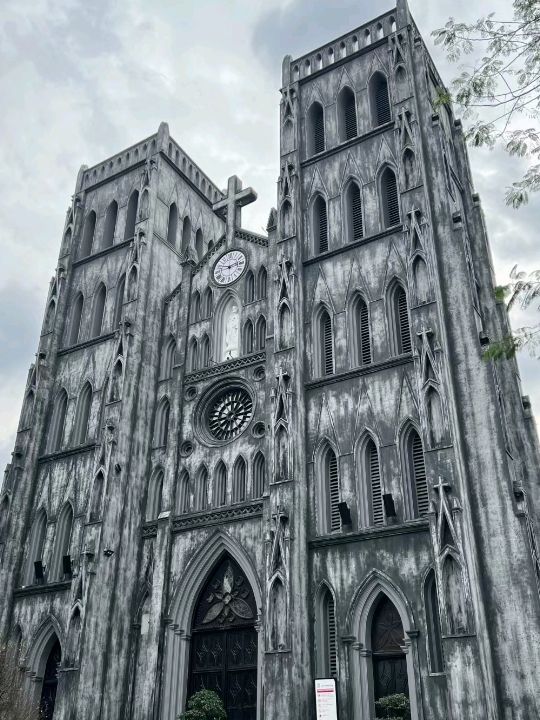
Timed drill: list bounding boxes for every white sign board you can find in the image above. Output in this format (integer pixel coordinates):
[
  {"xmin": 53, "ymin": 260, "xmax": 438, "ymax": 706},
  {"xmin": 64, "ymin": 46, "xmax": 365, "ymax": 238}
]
[{"xmin": 315, "ymin": 678, "xmax": 338, "ymax": 720}]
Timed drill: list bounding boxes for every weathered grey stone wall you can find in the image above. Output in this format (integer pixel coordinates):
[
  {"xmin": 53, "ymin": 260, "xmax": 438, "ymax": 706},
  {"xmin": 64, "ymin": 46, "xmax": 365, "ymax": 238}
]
[{"xmin": 0, "ymin": 3, "xmax": 539, "ymax": 720}]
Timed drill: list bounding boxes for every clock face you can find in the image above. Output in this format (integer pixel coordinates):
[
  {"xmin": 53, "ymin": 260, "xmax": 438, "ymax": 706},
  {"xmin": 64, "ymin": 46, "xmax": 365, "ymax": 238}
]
[{"xmin": 213, "ymin": 250, "xmax": 247, "ymax": 286}]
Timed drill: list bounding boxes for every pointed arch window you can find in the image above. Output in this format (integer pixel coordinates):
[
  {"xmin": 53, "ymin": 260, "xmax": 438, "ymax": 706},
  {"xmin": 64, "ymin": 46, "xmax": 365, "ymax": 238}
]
[
  {"xmin": 39, "ymin": 636, "xmax": 62, "ymax": 719},
  {"xmin": 67, "ymin": 293, "xmax": 84, "ymax": 346},
  {"xmin": 307, "ymin": 101, "xmax": 325, "ymax": 156},
  {"xmin": 160, "ymin": 336, "xmax": 176, "ymax": 379},
  {"xmin": 127, "ymin": 266, "xmax": 138, "ymax": 301},
  {"xmin": 405, "ymin": 427, "xmax": 428, "ymax": 517},
  {"xmin": 426, "ymin": 386, "xmax": 446, "ymax": 447},
  {"xmin": 413, "ymin": 255, "xmax": 430, "ymax": 305},
  {"xmin": 403, "ymin": 148, "xmax": 416, "ymax": 189},
  {"xmin": 442, "ymin": 555, "xmax": 468, "ymax": 634},
  {"xmin": 178, "ymin": 469, "xmax": 190, "ymax": 514},
  {"xmin": 366, "ymin": 438, "xmax": 384, "ymax": 526},
  {"xmin": 90, "ymin": 284, "xmax": 106, "ymax": 338},
  {"xmin": 216, "ymin": 294, "xmax": 240, "ymax": 362},
  {"xmin": 51, "ymin": 503, "xmax": 73, "ymax": 580},
  {"xmin": 278, "ymin": 302, "xmax": 293, "ymax": 350},
  {"xmin": 200, "ymin": 334, "xmax": 210, "ymax": 367},
  {"xmin": 167, "ymin": 202, "xmax": 178, "ymax": 247},
  {"xmin": 214, "ymin": 462, "xmax": 227, "ymax": 507},
  {"xmin": 391, "ymin": 284, "xmax": 412, "ymax": 355},
  {"xmin": 202, "ymin": 288, "xmax": 213, "ymax": 318},
  {"xmin": 102, "ymin": 201, "xmax": 118, "ymax": 248},
  {"xmin": 232, "ymin": 457, "xmax": 247, "ymax": 503},
  {"xmin": 90, "ymin": 471, "xmax": 104, "ymax": 521},
  {"xmin": 47, "ymin": 389, "xmax": 68, "ymax": 453},
  {"xmin": 281, "ymin": 200, "xmax": 293, "ymax": 237},
  {"xmin": 124, "ymin": 190, "xmax": 139, "ymax": 240},
  {"xmin": 275, "ymin": 424, "xmax": 289, "ymax": 482},
  {"xmin": 110, "ymin": 360, "xmax": 123, "ymax": 402},
  {"xmin": 258, "ymin": 266, "xmax": 267, "ymax": 299},
  {"xmin": 187, "ymin": 338, "xmax": 198, "ymax": 372},
  {"xmin": 256, "ymin": 315, "xmax": 266, "ymax": 350},
  {"xmin": 147, "ymin": 468, "xmax": 164, "ymax": 520},
  {"xmin": 338, "ymin": 86, "xmax": 357, "ymax": 142},
  {"xmin": 195, "ymin": 466, "xmax": 208, "ymax": 511},
  {"xmin": 0, "ymin": 495, "xmax": 10, "ymax": 543},
  {"xmin": 317, "ymin": 585, "xmax": 338, "ymax": 677},
  {"xmin": 381, "ymin": 167, "xmax": 400, "ymax": 228},
  {"xmin": 181, "ymin": 216, "xmax": 192, "ymax": 254},
  {"xmin": 345, "ymin": 181, "xmax": 364, "ymax": 242},
  {"xmin": 66, "ymin": 607, "xmax": 81, "ymax": 667},
  {"xmin": 317, "ymin": 307, "xmax": 334, "ymax": 376},
  {"xmin": 195, "ymin": 229, "xmax": 204, "ymax": 260},
  {"xmin": 153, "ymin": 398, "xmax": 170, "ymax": 448},
  {"xmin": 191, "ymin": 291, "xmax": 201, "ymax": 323},
  {"xmin": 21, "ymin": 389, "xmax": 35, "ymax": 428},
  {"xmin": 313, "ymin": 195, "xmax": 329, "ymax": 254},
  {"xmin": 80, "ymin": 211, "xmax": 96, "ymax": 258},
  {"xmin": 370, "ymin": 72, "xmax": 391, "ymax": 126},
  {"xmin": 322, "ymin": 445, "xmax": 340, "ymax": 533},
  {"xmin": 424, "ymin": 570, "xmax": 444, "ymax": 672},
  {"xmin": 351, "ymin": 295, "xmax": 371, "ymax": 365},
  {"xmin": 253, "ymin": 452, "xmax": 266, "ymax": 498},
  {"xmin": 73, "ymin": 382, "xmax": 92, "ymax": 446},
  {"xmin": 244, "ymin": 271, "xmax": 255, "ymax": 303},
  {"xmin": 243, "ymin": 320, "xmax": 254, "ymax": 355},
  {"xmin": 25, "ymin": 509, "xmax": 47, "ymax": 584},
  {"xmin": 44, "ymin": 300, "xmax": 56, "ymax": 334}
]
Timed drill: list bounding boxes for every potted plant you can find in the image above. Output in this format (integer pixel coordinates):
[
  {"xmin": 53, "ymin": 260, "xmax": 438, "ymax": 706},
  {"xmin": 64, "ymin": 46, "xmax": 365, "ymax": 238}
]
[
  {"xmin": 178, "ymin": 690, "xmax": 227, "ymax": 720},
  {"xmin": 374, "ymin": 693, "xmax": 411, "ymax": 720}
]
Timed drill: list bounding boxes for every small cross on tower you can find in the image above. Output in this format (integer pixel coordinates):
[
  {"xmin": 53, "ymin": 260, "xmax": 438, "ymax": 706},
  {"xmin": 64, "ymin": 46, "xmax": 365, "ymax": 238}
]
[{"xmin": 212, "ymin": 175, "xmax": 257, "ymax": 244}]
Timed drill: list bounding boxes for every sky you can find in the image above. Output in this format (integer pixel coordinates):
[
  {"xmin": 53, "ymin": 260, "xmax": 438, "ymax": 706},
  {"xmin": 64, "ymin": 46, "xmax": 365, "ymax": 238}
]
[{"xmin": 0, "ymin": 0, "xmax": 538, "ymax": 473}]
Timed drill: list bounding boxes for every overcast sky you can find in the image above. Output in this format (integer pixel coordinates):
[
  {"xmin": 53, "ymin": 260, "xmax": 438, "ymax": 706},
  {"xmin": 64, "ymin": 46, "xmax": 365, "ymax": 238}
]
[{"xmin": 0, "ymin": 0, "xmax": 538, "ymax": 473}]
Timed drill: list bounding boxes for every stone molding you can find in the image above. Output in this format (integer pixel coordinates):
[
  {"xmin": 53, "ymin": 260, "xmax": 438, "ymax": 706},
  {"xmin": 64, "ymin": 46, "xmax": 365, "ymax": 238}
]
[{"xmin": 185, "ymin": 352, "xmax": 266, "ymax": 383}]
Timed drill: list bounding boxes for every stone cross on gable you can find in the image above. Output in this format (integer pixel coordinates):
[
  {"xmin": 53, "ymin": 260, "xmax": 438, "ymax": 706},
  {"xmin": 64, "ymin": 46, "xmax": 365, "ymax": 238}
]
[{"xmin": 212, "ymin": 175, "xmax": 257, "ymax": 243}]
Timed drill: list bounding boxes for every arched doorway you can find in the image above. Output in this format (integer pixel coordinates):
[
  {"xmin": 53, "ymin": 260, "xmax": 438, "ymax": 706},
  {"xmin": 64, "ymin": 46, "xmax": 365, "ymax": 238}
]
[
  {"xmin": 39, "ymin": 638, "xmax": 61, "ymax": 720},
  {"xmin": 188, "ymin": 555, "xmax": 258, "ymax": 719},
  {"xmin": 371, "ymin": 595, "xmax": 408, "ymax": 705}
]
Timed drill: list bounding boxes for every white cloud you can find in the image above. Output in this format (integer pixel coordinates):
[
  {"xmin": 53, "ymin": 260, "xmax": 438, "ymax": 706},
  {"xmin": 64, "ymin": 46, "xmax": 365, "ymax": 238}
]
[{"xmin": 0, "ymin": 0, "xmax": 538, "ymax": 471}]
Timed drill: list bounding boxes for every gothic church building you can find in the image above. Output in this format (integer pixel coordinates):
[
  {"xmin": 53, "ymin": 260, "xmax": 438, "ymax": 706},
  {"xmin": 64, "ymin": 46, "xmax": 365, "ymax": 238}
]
[{"xmin": 1, "ymin": 2, "xmax": 540, "ymax": 718}]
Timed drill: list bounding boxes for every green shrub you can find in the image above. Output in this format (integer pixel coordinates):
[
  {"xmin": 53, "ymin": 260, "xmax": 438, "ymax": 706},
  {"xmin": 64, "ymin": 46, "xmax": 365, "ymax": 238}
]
[
  {"xmin": 374, "ymin": 693, "xmax": 411, "ymax": 720},
  {"xmin": 178, "ymin": 690, "xmax": 227, "ymax": 720}
]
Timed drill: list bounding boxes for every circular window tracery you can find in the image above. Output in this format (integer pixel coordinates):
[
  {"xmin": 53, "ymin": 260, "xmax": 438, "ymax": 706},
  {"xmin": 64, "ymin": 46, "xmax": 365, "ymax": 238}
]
[{"xmin": 207, "ymin": 387, "xmax": 253, "ymax": 441}]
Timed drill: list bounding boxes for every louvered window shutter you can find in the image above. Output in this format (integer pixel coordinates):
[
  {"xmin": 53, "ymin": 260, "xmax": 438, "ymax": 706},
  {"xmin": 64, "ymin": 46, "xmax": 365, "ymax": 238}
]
[
  {"xmin": 344, "ymin": 94, "xmax": 357, "ymax": 140},
  {"xmin": 321, "ymin": 311, "xmax": 334, "ymax": 375},
  {"xmin": 396, "ymin": 287, "xmax": 412, "ymax": 354},
  {"xmin": 375, "ymin": 77, "xmax": 391, "ymax": 125},
  {"xmin": 318, "ymin": 199, "xmax": 328, "ymax": 253},
  {"xmin": 326, "ymin": 593, "xmax": 338, "ymax": 676},
  {"xmin": 351, "ymin": 184, "xmax": 363, "ymax": 241},
  {"xmin": 368, "ymin": 441, "xmax": 384, "ymax": 526},
  {"xmin": 411, "ymin": 432, "xmax": 429, "ymax": 515},
  {"xmin": 328, "ymin": 451, "xmax": 341, "ymax": 532},
  {"xmin": 314, "ymin": 107, "xmax": 325, "ymax": 154},
  {"xmin": 358, "ymin": 300, "xmax": 372, "ymax": 365},
  {"xmin": 383, "ymin": 169, "xmax": 400, "ymax": 227}
]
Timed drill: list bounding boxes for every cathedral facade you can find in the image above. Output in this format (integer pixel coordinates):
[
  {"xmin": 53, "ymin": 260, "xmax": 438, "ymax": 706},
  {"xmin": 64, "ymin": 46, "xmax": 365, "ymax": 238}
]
[{"xmin": 1, "ymin": 2, "xmax": 540, "ymax": 719}]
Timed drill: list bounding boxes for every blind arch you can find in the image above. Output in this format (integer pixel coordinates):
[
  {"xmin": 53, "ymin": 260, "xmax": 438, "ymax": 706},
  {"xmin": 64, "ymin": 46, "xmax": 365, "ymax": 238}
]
[
  {"xmin": 72, "ymin": 382, "xmax": 92, "ymax": 446},
  {"xmin": 90, "ymin": 283, "xmax": 106, "ymax": 338},
  {"xmin": 124, "ymin": 190, "xmax": 139, "ymax": 240},
  {"xmin": 102, "ymin": 201, "xmax": 118, "ymax": 248}
]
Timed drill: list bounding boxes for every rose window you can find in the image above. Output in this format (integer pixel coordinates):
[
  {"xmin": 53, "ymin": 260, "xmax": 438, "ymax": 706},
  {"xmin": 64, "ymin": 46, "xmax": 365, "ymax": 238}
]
[{"xmin": 207, "ymin": 387, "xmax": 253, "ymax": 441}]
